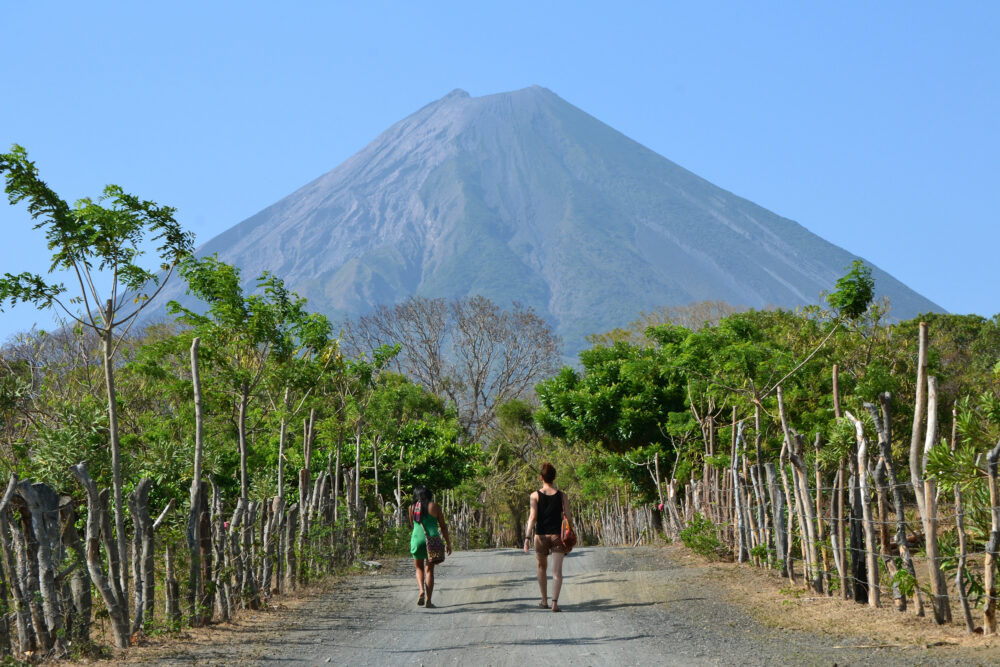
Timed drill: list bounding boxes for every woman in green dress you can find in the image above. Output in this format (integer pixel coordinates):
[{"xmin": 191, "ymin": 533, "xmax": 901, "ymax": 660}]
[{"xmin": 409, "ymin": 485, "xmax": 452, "ymax": 608}]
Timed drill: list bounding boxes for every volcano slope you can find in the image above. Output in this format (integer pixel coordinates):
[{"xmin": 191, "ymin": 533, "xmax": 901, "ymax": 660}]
[{"xmin": 116, "ymin": 545, "xmax": 999, "ymax": 666}]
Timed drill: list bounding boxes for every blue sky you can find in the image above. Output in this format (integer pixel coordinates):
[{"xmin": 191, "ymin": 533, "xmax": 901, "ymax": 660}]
[{"xmin": 2, "ymin": 2, "xmax": 997, "ymax": 340}]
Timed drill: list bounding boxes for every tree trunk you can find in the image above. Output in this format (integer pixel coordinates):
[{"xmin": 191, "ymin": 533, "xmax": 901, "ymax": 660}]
[
  {"xmin": 239, "ymin": 389, "xmax": 250, "ymax": 502},
  {"xmin": 732, "ymin": 422, "xmax": 747, "ymax": 563},
  {"xmin": 752, "ymin": 405, "xmax": 770, "ymax": 565},
  {"xmin": 909, "ymin": 322, "xmax": 929, "ymax": 522},
  {"xmin": 284, "ymin": 504, "xmax": 299, "ymax": 592},
  {"xmin": 262, "ymin": 496, "xmax": 284, "ymax": 598},
  {"xmin": 70, "ymin": 463, "xmax": 130, "ymax": 649},
  {"xmin": 832, "ymin": 364, "xmax": 848, "ymax": 600},
  {"xmin": 13, "ymin": 501, "xmax": 48, "ymax": 653},
  {"xmin": 278, "ymin": 386, "xmax": 290, "ymax": 500},
  {"xmin": 982, "ymin": 436, "xmax": 1000, "ymax": 634},
  {"xmin": 241, "ymin": 501, "xmax": 260, "ymax": 609},
  {"xmin": 198, "ymin": 481, "xmax": 213, "ymax": 623},
  {"xmin": 848, "ymin": 466, "xmax": 868, "ymax": 603},
  {"xmin": 813, "ymin": 434, "xmax": 829, "ymax": 594},
  {"xmin": 101, "ymin": 317, "xmax": 129, "ymax": 611},
  {"xmin": 765, "ymin": 463, "xmax": 788, "ymax": 578},
  {"xmin": 354, "ymin": 427, "xmax": 363, "ymax": 509},
  {"xmin": 210, "ymin": 483, "xmax": 232, "ymax": 622},
  {"xmin": 0, "ymin": 476, "xmax": 32, "ymax": 655},
  {"xmin": 57, "ymin": 498, "xmax": 91, "ymax": 643},
  {"xmin": 188, "ymin": 338, "xmax": 205, "ymax": 625},
  {"xmin": 164, "ymin": 543, "xmax": 181, "ymax": 626},
  {"xmin": 334, "ymin": 431, "xmax": 343, "ymax": 523},
  {"xmin": 951, "ymin": 411, "xmax": 974, "ymax": 633},
  {"xmin": 921, "ymin": 376, "xmax": 951, "ymax": 623},
  {"xmin": 865, "ymin": 396, "xmax": 921, "ymax": 614},
  {"xmin": 127, "ymin": 478, "xmax": 154, "ymax": 632},
  {"xmin": 777, "ymin": 447, "xmax": 797, "ymax": 585},
  {"xmin": 777, "ymin": 387, "xmax": 819, "ymax": 592},
  {"xmin": 872, "ymin": 458, "xmax": 903, "ymax": 608},
  {"xmin": 14, "ymin": 481, "xmax": 65, "ymax": 652},
  {"xmin": 845, "ymin": 412, "xmax": 880, "ymax": 608}
]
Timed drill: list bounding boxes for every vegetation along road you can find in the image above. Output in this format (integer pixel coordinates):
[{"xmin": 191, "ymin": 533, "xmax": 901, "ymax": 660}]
[{"xmin": 125, "ymin": 546, "xmax": 993, "ymax": 666}]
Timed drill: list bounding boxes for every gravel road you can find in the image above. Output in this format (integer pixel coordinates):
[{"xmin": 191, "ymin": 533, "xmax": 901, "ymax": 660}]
[{"xmin": 136, "ymin": 546, "xmax": 993, "ymax": 666}]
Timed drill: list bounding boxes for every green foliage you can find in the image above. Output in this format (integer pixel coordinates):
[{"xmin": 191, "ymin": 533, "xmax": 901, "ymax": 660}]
[
  {"xmin": 890, "ymin": 563, "xmax": 918, "ymax": 599},
  {"xmin": 826, "ymin": 260, "xmax": 875, "ymax": 321},
  {"xmin": 535, "ymin": 339, "xmax": 688, "ymax": 454},
  {"xmin": 749, "ymin": 543, "xmax": 775, "ymax": 565},
  {"xmin": 817, "ymin": 417, "xmax": 855, "ymax": 469},
  {"xmin": 704, "ymin": 453, "xmax": 731, "ymax": 470},
  {"xmin": 30, "ymin": 399, "xmax": 110, "ymax": 492},
  {"xmin": 679, "ymin": 512, "xmax": 728, "ymax": 560},
  {"xmin": 396, "ymin": 420, "xmax": 480, "ymax": 494},
  {"xmin": 0, "ymin": 144, "xmax": 194, "ymax": 318}
]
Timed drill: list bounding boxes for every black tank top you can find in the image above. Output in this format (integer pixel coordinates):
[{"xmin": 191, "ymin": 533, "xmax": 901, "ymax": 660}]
[{"xmin": 536, "ymin": 490, "xmax": 563, "ymax": 535}]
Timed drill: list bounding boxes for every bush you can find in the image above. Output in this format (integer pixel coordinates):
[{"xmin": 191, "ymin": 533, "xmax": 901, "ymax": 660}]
[
  {"xmin": 378, "ymin": 525, "xmax": 413, "ymax": 557},
  {"xmin": 679, "ymin": 512, "xmax": 728, "ymax": 560}
]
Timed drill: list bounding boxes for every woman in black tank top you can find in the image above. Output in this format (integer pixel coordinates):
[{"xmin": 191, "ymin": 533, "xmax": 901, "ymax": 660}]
[{"xmin": 523, "ymin": 462, "xmax": 573, "ymax": 611}]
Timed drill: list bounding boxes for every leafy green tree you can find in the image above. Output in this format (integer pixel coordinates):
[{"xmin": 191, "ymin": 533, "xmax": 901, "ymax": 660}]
[
  {"xmin": 826, "ymin": 259, "xmax": 875, "ymax": 321},
  {"xmin": 536, "ymin": 338, "xmax": 687, "ymax": 454},
  {"xmin": 169, "ymin": 255, "xmax": 329, "ymax": 501},
  {"xmin": 0, "ymin": 144, "xmax": 194, "ymax": 595}
]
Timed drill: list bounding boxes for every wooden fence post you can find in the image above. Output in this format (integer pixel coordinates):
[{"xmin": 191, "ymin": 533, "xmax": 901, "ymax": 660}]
[
  {"xmin": 164, "ymin": 543, "xmax": 181, "ymax": 626},
  {"xmin": 845, "ymin": 411, "xmax": 880, "ymax": 608},
  {"xmin": 921, "ymin": 377, "xmax": 951, "ymax": 624},
  {"xmin": 983, "ymin": 436, "xmax": 1000, "ymax": 634},
  {"xmin": 832, "ymin": 365, "xmax": 848, "ymax": 600},
  {"xmin": 57, "ymin": 497, "xmax": 91, "ymax": 643},
  {"xmin": 70, "ymin": 463, "xmax": 130, "ymax": 648},
  {"xmin": 765, "ymin": 463, "xmax": 788, "ymax": 579},
  {"xmin": 188, "ymin": 337, "xmax": 206, "ymax": 626},
  {"xmin": 951, "ymin": 409, "xmax": 975, "ymax": 633},
  {"xmin": 865, "ymin": 396, "xmax": 921, "ymax": 614},
  {"xmin": 907, "ymin": 322, "xmax": 929, "ymax": 618},
  {"xmin": 284, "ymin": 504, "xmax": 299, "ymax": 592}
]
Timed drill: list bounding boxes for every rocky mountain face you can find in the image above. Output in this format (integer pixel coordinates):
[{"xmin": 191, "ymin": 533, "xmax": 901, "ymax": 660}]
[{"xmin": 167, "ymin": 86, "xmax": 941, "ymax": 355}]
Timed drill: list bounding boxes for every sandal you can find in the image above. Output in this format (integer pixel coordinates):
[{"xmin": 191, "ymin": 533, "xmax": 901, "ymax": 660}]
[
  {"xmin": 551, "ymin": 599, "xmax": 561, "ymax": 612},
  {"xmin": 538, "ymin": 601, "xmax": 549, "ymax": 608},
  {"xmin": 418, "ymin": 593, "xmax": 425, "ymax": 606},
  {"xmin": 425, "ymin": 601, "xmax": 435, "ymax": 609}
]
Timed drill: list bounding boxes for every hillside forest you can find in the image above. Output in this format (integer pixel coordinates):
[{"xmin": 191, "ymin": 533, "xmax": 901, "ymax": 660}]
[{"xmin": 2, "ymin": 146, "xmax": 1000, "ymax": 658}]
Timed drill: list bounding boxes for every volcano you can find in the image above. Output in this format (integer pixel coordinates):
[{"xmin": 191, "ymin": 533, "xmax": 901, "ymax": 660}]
[{"xmin": 166, "ymin": 86, "xmax": 941, "ymax": 354}]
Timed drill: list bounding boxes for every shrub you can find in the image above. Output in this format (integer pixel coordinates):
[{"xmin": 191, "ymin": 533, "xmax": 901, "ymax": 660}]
[{"xmin": 679, "ymin": 512, "xmax": 728, "ymax": 560}]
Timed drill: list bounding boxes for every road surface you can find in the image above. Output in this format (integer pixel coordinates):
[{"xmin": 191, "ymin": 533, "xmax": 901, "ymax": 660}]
[{"xmin": 136, "ymin": 546, "xmax": 985, "ymax": 666}]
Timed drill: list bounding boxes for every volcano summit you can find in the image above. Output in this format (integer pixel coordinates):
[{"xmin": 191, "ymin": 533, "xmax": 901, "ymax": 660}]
[{"xmin": 170, "ymin": 86, "xmax": 941, "ymax": 354}]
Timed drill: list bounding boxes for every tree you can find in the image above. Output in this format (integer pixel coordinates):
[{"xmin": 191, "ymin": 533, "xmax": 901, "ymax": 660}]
[
  {"xmin": 826, "ymin": 259, "xmax": 875, "ymax": 321},
  {"xmin": 0, "ymin": 144, "xmax": 194, "ymax": 600},
  {"xmin": 168, "ymin": 255, "xmax": 329, "ymax": 502},
  {"xmin": 342, "ymin": 295, "xmax": 560, "ymax": 441}
]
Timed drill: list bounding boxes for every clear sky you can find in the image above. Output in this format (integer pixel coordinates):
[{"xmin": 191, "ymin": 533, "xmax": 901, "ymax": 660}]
[{"xmin": 2, "ymin": 2, "xmax": 997, "ymax": 340}]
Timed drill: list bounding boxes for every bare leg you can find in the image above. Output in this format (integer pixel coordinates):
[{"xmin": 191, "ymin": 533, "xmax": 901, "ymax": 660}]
[
  {"xmin": 425, "ymin": 563, "xmax": 436, "ymax": 607},
  {"xmin": 414, "ymin": 560, "xmax": 425, "ymax": 604},
  {"xmin": 550, "ymin": 552, "xmax": 564, "ymax": 611},
  {"xmin": 536, "ymin": 553, "xmax": 549, "ymax": 606}
]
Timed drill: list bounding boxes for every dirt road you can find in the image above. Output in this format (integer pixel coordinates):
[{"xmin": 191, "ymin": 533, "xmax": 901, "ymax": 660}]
[{"xmin": 135, "ymin": 547, "xmax": 991, "ymax": 666}]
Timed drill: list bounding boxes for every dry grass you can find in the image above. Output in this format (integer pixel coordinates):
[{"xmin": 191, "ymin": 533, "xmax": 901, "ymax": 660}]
[
  {"xmin": 680, "ymin": 548, "xmax": 1000, "ymax": 650},
  {"xmin": 65, "ymin": 575, "xmax": 349, "ymax": 665}
]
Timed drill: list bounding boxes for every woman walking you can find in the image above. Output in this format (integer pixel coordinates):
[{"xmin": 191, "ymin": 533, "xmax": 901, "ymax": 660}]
[
  {"xmin": 410, "ymin": 485, "xmax": 452, "ymax": 608},
  {"xmin": 524, "ymin": 462, "xmax": 572, "ymax": 612}
]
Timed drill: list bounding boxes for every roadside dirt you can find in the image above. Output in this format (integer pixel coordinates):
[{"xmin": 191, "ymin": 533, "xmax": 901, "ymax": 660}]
[{"xmin": 79, "ymin": 545, "xmax": 999, "ymax": 666}]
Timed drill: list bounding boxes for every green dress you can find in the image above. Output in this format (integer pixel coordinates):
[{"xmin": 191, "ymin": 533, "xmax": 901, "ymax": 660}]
[{"xmin": 410, "ymin": 512, "xmax": 441, "ymax": 560}]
